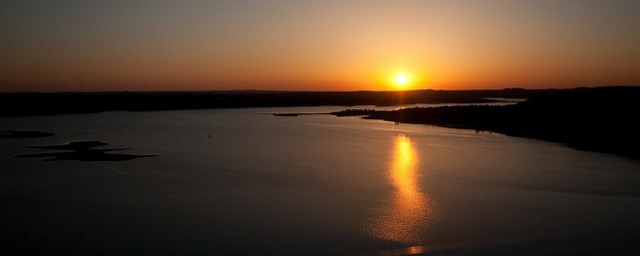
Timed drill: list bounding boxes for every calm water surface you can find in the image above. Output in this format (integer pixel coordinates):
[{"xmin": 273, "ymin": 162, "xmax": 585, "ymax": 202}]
[{"xmin": 2, "ymin": 106, "xmax": 640, "ymax": 255}]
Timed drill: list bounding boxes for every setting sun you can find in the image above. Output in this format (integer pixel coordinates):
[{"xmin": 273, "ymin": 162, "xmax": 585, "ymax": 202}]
[
  {"xmin": 396, "ymin": 74, "xmax": 408, "ymax": 86},
  {"xmin": 391, "ymin": 72, "xmax": 414, "ymax": 90}
]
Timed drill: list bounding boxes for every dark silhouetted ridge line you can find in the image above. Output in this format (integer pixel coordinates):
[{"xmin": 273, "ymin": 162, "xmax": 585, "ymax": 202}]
[{"xmin": 0, "ymin": 89, "xmax": 555, "ymax": 116}]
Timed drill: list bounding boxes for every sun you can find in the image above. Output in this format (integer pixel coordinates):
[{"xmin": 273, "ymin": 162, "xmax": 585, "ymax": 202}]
[
  {"xmin": 376, "ymin": 68, "xmax": 425, "ymax": 90},
  {"xmin": 396, "ymin": 74, "xmax": 408, "ymax": 85},
  {"xmin": 394, "ymin": 74, "xmax": 410, "ymax": 90}
]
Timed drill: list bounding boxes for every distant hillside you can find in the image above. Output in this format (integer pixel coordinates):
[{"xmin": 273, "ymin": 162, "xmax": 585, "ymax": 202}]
[
  {"xmin": 333, "ymin": 86, "xmax": 640, "ymax": 159},
  {"xmin": 0, "ymin": 89, "xmax": 556, "ymax": 116}
]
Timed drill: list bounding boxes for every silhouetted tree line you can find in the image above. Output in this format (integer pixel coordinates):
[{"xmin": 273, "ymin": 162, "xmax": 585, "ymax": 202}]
[
  {"xmin": 0, "ymin": 88, "xmax": 554, "ymax": 116},
  {"xmin": 334, "ymin": 86, "xmax": 640, "ymax": 159}
]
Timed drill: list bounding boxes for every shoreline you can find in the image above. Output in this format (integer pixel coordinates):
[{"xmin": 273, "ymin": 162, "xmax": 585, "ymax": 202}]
[
  {"xmin": 332, "ymin": 87, "xmax": 640, "ymax": 160},
  {"xmin": 3, "ymin": 86, "xmax": 638, "ymax": 159},
  {"xmin": 0, "ymin": 88, "xmax": 555, "ymax": 117}
]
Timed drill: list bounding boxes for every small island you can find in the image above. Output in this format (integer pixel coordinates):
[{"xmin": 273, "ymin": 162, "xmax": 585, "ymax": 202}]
[{"xmin": 15, "ymin": 141, "xmax": 157, "ymax": 161}]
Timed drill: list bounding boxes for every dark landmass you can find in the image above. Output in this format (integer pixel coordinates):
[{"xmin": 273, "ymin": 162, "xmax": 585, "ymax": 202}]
[
  {"xmin": 273, "ymin": 113, "xmax": 305, "ymax": 117},
  {"xmin": 0, "ymin": 130, "xmax": 55, "ymax": 138},
  {"xmin": 15, "ymin": 140, "xmax": 157, "ymax": 161},
  {"xmin": 272, "ymin": 112, "xmax": 329, "ymax": 117},
  {"xmin": 4, "ymin": 86, "xmax": 637, "ymax": 158},
  {"xmin": 0, "ymin": 89, "xmax": 557, "ymax": 116},
  {"xmin": 333, "ymin": 86, "xmax": 640, "ymax": 159},
  {"xmin": 28, "ymin": 140, "xmax": 109, "ymax": 150}
]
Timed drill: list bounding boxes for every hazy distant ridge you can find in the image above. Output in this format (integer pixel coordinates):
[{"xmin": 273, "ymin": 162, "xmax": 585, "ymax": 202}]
[{"xmin": 0, "ymin": 89, "xmax": 548, "ymax": 116}]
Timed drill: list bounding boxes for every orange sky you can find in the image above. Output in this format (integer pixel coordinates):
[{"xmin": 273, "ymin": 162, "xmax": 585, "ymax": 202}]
[{"xmin": 2, "ymin": 0, "xmax": 639, "ymax": 92}]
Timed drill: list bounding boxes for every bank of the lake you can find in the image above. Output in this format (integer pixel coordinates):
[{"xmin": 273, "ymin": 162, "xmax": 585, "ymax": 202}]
[
  {"xmin": 333, "ymin": 86, "xmax": 640, "ymax": 159},
  {"xmin": 0, "ymin": 88, "xmax": 552, "ymax": 116}
]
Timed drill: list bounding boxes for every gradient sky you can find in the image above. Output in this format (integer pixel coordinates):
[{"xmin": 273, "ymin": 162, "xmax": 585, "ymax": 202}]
[{"xmin": 2, "ymin": 0, "xmax": 639, "ymax": 92}]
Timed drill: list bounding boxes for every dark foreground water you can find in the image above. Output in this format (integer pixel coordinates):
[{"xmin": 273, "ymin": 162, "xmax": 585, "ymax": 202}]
[{"xmin": 2, "ymin": 107, "xmax": 640, "ymax": 255}]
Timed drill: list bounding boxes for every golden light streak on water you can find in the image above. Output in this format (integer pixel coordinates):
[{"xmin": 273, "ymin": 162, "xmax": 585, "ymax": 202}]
[{"xmin": 370, "ymin": 135, "xmax": 435, "ymax": 244}]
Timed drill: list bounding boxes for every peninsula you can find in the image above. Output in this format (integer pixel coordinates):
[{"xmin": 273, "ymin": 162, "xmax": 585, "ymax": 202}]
[{"xmin": 333, "ymin": 86, "xmax": 640, "ymax": 159}]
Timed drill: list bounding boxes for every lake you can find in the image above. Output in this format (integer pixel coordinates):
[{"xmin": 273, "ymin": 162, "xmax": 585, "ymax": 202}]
[{"xmin": 2, "ymin": 106, "xmax": 640, "ymax": 255}]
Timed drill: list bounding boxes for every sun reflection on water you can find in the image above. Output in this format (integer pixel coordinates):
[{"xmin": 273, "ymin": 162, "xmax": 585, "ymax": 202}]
[{"xmin": 370, "ymin": 135, "xmax": 435, "ymax": 244}]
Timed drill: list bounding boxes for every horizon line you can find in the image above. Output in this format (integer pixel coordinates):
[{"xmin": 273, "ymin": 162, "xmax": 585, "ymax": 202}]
[{"xmin": 2, "ymin": 85, "xmax": 638, "ymax": 94}]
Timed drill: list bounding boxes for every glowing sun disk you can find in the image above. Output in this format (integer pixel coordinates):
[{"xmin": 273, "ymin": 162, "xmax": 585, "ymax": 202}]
[{"xmin": 396, "ymin": 74, "xmax": 408, "ymax": 85}]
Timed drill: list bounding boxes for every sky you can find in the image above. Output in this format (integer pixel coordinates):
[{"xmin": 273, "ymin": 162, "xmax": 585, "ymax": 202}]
[{"xmin": 2, "ymin": 0, "xmax": 640, "ymax": 92}]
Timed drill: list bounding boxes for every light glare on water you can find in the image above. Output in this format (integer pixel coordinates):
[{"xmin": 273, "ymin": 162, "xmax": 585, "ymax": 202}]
[{"xmin": 370, "ymin": 135, "xmax": 435, "ymax": 244}]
